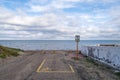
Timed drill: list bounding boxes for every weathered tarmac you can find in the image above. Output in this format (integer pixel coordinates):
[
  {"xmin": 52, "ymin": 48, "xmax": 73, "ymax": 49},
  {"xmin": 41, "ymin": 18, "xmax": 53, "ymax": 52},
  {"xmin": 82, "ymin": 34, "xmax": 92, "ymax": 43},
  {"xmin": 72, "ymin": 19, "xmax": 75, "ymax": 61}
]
[{"xmin": 0, "ymin": 50, "xmax": 119, "ymax": 80}]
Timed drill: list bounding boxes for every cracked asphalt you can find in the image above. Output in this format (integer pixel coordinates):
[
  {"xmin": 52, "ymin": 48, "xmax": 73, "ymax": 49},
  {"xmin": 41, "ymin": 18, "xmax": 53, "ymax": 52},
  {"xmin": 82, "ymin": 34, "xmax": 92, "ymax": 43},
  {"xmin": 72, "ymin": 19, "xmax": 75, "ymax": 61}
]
[{"xmin": 0, "ymin": 50, "xmax": 119, "ymax": 80}]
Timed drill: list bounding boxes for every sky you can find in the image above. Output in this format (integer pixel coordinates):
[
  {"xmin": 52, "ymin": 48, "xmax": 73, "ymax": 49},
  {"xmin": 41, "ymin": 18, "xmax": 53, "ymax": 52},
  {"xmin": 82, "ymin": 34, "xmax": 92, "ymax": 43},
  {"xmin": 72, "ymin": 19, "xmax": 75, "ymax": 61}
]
[{"xmin": 0, "ymin": 0, "xmax": 120, "ymax": 40}]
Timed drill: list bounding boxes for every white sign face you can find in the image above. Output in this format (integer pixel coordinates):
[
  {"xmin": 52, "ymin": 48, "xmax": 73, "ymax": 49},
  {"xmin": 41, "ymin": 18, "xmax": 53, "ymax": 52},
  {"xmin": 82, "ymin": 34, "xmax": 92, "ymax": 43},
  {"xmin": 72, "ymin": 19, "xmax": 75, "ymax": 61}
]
[{"xmin": 75, "ymin": 35, "xmax": 80, "ymax": 42}]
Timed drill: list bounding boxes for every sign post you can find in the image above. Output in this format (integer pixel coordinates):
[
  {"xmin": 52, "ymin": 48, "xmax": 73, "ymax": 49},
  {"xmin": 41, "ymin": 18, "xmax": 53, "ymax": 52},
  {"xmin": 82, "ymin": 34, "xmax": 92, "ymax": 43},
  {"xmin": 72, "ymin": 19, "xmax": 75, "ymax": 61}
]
[{"xmin": 75, "ymin": 35, "xmax": 80, "ymax": 58}]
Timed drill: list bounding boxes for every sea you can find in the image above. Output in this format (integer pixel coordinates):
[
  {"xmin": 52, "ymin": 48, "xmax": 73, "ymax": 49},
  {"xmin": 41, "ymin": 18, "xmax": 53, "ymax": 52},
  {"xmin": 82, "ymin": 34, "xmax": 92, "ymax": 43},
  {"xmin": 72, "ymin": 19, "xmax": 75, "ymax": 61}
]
[{"xmin": 0, "ymin": 40, "xmax": 120, "ymax": 50}]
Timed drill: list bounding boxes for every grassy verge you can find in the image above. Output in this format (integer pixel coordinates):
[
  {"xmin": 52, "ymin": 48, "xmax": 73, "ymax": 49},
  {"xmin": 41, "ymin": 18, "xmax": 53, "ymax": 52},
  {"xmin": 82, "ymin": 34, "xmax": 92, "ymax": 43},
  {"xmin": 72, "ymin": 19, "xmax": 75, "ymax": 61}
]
[
  {"xmin": 0, "ymin": 45, "xmax": 22, "ymax": 58},
  {"xmin": 85, "ymin": 56, "xmax": 120, "ymax": 79},
  {"xmin": 86, "ymin": 57, "xmax": 114, "ymax": 69},
  {"xmin": 86, "ymin": 57, "xmax": 98, "ymax": 66},
  {"xmin": 115, "ymin": 72, "xmax": 120, "ymax": 79},
  {"xmin": 71, "ymin": 57, "xmax": 80, "ymax": 60}
]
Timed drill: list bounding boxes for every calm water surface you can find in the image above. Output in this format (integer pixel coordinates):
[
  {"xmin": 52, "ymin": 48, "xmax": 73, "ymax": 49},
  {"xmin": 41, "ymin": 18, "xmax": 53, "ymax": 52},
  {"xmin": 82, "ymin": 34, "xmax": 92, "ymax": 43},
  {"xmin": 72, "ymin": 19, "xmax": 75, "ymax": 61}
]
[{"xmin": 0, "ymin": 40, "xmax": 120, "ymax": 50}]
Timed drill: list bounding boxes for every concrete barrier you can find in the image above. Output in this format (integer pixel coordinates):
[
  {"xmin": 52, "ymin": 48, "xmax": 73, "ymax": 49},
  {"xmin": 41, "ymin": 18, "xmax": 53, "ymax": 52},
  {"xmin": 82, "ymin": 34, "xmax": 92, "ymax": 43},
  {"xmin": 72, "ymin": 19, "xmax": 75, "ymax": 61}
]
[{"xmin": 80, "ymin": 46, "xmax": 120, "ymax": 70}]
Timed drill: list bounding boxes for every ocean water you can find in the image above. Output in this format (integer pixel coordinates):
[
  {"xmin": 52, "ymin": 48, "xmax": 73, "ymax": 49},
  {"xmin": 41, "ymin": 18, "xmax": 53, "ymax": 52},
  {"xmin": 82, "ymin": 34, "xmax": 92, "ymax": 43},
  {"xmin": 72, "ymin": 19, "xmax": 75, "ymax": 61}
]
[{"xmin": 0, "ymin": 40, "xmax": 120, "ymax": 50}]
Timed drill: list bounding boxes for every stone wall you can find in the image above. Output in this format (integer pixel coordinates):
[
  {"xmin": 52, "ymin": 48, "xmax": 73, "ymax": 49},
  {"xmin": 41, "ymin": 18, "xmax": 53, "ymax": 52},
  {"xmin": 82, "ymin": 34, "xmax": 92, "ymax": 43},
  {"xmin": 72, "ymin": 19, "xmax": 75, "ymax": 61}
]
[{"xmin": 80, "ymin": 46, "xmax": 120, "ymax": 70}]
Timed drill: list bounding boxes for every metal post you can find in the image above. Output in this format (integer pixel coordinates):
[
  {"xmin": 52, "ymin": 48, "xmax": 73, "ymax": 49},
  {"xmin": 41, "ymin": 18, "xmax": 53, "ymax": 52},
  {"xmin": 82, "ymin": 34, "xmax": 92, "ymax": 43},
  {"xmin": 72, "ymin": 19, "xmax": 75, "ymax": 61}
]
[
  {"xmin": 75, "ymin": 35, "xmax": 80, "ymax": 58},
  {"xmin": 76, "ymin": 42, "xmax": 78, "ymax": 58}
]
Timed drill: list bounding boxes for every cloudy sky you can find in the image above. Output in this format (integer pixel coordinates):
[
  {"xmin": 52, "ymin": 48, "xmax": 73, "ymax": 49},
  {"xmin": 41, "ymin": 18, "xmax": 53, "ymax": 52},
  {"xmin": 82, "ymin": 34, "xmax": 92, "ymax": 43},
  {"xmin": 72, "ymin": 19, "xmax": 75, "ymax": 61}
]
[{"xmin": 0, "ymin": 0, "xmax": 120, "ymax": 40}]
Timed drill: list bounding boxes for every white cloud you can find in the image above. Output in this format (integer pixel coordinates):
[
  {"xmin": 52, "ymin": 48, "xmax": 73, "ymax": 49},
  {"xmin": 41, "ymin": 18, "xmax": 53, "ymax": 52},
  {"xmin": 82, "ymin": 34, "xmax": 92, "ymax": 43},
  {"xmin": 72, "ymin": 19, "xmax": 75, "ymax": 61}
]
[
  {"xmin": 102, "ymin": 0, "xmax": 120, "ymax": 3},
  {"xmin": 27, "ymin": 0, "xmax": 77, "ymax": 13},
  {"xmin": 0, "ymin": 0, "xmax": 120, "ymax": 40}
]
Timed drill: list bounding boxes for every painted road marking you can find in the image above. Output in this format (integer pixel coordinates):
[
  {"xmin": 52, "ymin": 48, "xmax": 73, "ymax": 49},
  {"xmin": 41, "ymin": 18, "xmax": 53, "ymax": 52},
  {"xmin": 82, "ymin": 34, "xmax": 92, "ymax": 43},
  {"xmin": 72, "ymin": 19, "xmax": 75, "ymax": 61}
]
[
  {"xmin": 36, "ymin": 59, "xmax": 75, "ymax": 73},
  {"xmin": 36, "ymin": 59, "xmax": 46, "ymax": 72},
  {"xmin": 40, "ymin": 71, "xmax": 73, "ymax": 73},
  {"xmin": 68, "ymin": 64, "xmax": 75, "ymax": 72}
]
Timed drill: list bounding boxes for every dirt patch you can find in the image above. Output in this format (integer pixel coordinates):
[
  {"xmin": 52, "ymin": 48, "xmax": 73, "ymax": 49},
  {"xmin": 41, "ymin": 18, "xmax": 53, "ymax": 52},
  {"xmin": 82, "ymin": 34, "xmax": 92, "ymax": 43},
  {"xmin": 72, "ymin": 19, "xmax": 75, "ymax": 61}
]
[
  {"xmin": 66, "ymin": 52, "xmax": 120, "ymax": 80},
  {"xmin": 0, "ymin": 50, "xmax": 119, "ymax": 80}
]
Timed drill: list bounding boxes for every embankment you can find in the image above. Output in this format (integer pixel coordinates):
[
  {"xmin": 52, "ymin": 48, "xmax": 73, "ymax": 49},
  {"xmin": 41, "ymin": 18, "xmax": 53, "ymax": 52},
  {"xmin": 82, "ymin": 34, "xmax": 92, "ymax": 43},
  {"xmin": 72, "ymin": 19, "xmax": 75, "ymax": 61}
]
[
  {"xmin": 0, "ymin": 45, "xmax": 22, "ymax": 58},
  {"xmin": 80, "ymin": 46, "xmax": 120, "ymax": 70}
]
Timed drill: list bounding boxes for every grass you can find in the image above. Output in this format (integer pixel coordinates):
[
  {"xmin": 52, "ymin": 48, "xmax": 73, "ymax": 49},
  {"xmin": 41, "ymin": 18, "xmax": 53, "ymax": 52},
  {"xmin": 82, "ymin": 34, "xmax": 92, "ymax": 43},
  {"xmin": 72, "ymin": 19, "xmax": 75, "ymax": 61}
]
[
  {"xmin": 115, "ymin": 72, "xmax": 120, "ymax": 78},
  {"xmin": 0, "ymin": 45, "xmax": 22, "ymax": 58},
  {"xmin": 85, "ymin": 57, "xmax": 120, "ymax": 79},
  {"xmin": 71, "ymin": 57, "xmax": 79, "ymax": 60},
  {"xmin": 86, "ymin": 57, "xmax": 98, "ymax": 66}
]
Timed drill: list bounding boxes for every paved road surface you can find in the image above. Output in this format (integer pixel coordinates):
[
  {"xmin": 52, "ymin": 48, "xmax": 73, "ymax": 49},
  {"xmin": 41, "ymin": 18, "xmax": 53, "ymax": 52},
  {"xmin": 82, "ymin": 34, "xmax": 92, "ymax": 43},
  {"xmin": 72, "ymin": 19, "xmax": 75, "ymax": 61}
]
[
  {"xmin": 0, "ymin": 50, "xmax": 119, "ymax": 80},
  {"xmin": 0, "ymin": 50, "xmax": 80, "ymax": 80}
]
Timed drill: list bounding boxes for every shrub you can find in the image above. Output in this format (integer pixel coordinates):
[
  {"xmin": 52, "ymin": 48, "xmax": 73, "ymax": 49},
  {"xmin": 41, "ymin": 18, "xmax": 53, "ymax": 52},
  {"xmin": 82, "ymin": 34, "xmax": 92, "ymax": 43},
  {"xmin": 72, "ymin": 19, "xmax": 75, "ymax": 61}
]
[
  {"xmin": 0, "ymin": 53, "xmax": 7, "ymax": 58},
  {"xmin": 0, "ymin": 45, "xmax": 21, "ymax": 58}
]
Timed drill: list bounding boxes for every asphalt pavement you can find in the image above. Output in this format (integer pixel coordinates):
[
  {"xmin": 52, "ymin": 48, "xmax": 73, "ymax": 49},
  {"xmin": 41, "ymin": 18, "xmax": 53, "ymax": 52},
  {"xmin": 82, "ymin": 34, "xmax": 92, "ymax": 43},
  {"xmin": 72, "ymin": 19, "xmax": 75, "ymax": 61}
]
[
  {"xmin": 0, "ymin": 50, "xmax": 80, "ymax": 80},
  {"xmin": 0, "ymin": 50, "xmax": 119, "ymax": 80}
]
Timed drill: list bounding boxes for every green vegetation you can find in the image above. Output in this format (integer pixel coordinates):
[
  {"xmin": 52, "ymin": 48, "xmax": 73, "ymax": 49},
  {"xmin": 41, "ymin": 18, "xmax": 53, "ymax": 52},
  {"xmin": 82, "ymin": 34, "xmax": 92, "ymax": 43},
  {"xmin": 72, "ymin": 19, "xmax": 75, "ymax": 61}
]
[
  {"xmin": 86, "ymin": 57, "xmax": 113, "ymax": 70},
  {"xmin": 71, "ymin": 57, "xmax": 79, "ymax": 60},
  {"xmin": 115, "ymin": 72, "xmax": 120, "ymax": 78},
  {"xmin": 86, "ymin": 57, "xmax": 98, "ymax": 66},
  {"xmin": 0, "ymin": 45, "xmax": 22, "ymax": 58}
]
